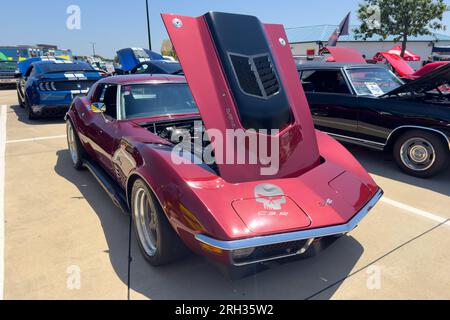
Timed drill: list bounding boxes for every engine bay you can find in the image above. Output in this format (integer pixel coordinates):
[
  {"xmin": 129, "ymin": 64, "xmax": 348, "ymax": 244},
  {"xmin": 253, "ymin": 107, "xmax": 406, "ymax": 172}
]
[{"xmin": 139, "ymin": 117, "xmax": 219, "ymax": 173}]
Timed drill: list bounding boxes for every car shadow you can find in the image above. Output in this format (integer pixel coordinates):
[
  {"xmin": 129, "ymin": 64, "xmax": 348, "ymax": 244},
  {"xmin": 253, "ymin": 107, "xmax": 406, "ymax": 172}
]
[
  {"xmin": 345, "ymin": 144, "xmax": 450, "ymax": 197},
  {"xmin": 10, "ymin": 104, "xmax": 65, "ymax": 125},
  {"xmin": 55, "ymin": 149, "xmax": 364, "ymax": 300}
]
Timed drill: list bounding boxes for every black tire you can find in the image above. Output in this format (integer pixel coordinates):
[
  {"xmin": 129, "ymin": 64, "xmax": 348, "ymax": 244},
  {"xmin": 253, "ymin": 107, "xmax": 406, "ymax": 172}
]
[
  {"xmin": 24, "ymin": 97, "xmax": 37, "ymax": 120},
  {"xmin": 66, "ymin": 120, "xmax": 85, "ymax": 170},
  {"xmin": 393, "ymin": 130, "xmax": 448, "ymax": 178},
  {"xmin": 131, "ymin": 179, "xmax": 187, "ymax": 266}
]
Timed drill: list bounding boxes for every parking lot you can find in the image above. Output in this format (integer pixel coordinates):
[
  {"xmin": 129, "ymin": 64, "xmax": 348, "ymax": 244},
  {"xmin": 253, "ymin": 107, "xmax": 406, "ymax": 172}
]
[{"xmin": 0, "ymin": 87, "xmax": 449, "ymax": 300}]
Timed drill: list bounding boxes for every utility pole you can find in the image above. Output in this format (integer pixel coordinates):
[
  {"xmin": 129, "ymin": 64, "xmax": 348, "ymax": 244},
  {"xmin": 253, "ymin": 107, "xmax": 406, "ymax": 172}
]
[
  {"xmin": 146, "ymin": 0, "xmax": 152, "ymax": 50},
  {"xmin": 90, "ymin": 42, "xmax": 96, "ymax": 57}
]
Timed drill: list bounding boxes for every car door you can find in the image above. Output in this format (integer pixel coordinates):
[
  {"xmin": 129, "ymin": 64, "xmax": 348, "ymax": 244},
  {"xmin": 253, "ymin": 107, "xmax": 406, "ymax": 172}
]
[
  {"xmin": 300, "ymin": 69, "xmax": 359, "ymax": 137},
  {"xmin": 85, "ymin": 83, "xmax": 121, "ymax": 176}
]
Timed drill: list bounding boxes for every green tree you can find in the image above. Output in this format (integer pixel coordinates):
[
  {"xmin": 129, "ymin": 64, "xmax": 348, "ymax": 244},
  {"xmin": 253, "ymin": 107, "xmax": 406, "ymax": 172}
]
[{"xmin": 354, "ymin": 0, "xmax": 448, "ymax": 57}]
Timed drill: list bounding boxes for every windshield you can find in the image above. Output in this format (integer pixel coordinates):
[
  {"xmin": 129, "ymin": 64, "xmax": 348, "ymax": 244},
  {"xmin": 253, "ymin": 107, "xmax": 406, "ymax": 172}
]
[
  {"xmin": 346, "ymin": 67, "xmax": 403, "ymax": 96},
  {"xmin": 38, "ymin": 62, "xmax": 95, "ymax": 73},
  {"xmin": 120, "ymin": 83, "xmax": 198, "ymax": 119}
]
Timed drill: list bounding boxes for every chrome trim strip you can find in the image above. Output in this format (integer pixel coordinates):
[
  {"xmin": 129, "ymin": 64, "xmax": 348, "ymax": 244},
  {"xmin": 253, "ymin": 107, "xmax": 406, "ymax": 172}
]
[
  {"xmin": 324, "ymin": 132, "xmax": 386, "ymax": 149},
  {"xmin": 195, "ymin": 189, "xmax": 384, "ymax": 252},
  {"xmin": 386, "ymin": 126, "xmax": 450, "ymax": 150}
]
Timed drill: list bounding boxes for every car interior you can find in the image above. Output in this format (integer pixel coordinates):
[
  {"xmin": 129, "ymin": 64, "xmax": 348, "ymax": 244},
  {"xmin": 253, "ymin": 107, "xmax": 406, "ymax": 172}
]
[{"xmin": 96, "ymin": 84, "xmax": 117, "ymax": 119}]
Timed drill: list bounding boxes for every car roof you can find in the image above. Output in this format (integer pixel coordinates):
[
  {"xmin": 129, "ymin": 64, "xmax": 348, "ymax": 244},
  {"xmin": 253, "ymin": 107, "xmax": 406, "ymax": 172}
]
[
  {"xmin": 97, "ymin": 74, "xmax": 186, "ymax": 85},
  {"xmin": 297, "ymin": 62, "xmax": 388, "ymax": 70}
]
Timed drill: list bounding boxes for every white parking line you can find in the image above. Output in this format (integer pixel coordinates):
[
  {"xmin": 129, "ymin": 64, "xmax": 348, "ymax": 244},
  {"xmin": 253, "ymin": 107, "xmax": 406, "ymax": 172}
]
[
  {"xmin": 0, "ymin": 105, "xmax": 7, "ymax": 300},
  {"xmin": 381, "ymin": 197, "xmax": 450, "ymax": 227},
  {"xmin": 6, "ymin": 135, "xmax": 66, "ymax": 144}
]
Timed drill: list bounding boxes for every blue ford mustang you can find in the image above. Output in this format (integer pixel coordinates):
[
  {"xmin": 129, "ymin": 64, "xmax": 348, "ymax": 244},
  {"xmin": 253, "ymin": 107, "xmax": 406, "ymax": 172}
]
[{"xmin": 17, "ymin": 59, "xmax": 103, "ymax": 119}]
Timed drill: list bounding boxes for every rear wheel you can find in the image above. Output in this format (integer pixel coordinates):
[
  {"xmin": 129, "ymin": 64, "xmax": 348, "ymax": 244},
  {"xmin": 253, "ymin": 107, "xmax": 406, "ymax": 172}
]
[
  {"xmin": 131, "ymin": 179, "xmax": 186, "ymax": 266},
  {"xmin": 393, "ymin": 130, "xmax": 448, "ymax": 178},
  {"xmin": 66, "ymin": 120, "xmax": 84, "ymax": 170},
  {"xmin": 17, "ymin": 90, "xmax": 24, "ymax": 108},
  {"xmin": 24, "ymin": 97, "xmax": 37, "ymax": 120}
]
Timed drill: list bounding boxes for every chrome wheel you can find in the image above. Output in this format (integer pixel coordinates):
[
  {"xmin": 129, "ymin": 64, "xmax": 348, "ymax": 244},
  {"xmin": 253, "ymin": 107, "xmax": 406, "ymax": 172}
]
[
  {"xmin": 67, "ymin": 122, "xmax": 79, "ymax": 165},
  {"xmin": 400, "ymin": 137, "xmax": 436, "ymax": 172},
  {"xmin": 134, "ymin": 188, "xmax": 158, "ymax": 256}
]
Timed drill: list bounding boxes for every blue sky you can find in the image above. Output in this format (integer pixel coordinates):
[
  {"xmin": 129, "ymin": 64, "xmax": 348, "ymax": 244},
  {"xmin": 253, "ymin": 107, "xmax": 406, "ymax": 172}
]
[{"xmin": 1, "ymin": 0, "xmax": 450, "ymax": 58}]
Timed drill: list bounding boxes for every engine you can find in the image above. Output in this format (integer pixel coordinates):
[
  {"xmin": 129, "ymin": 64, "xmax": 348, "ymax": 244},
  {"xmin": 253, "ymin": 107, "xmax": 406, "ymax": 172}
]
[{"xmin": 141, "ymin": 117, "xmax": 218, "ymax": 173}]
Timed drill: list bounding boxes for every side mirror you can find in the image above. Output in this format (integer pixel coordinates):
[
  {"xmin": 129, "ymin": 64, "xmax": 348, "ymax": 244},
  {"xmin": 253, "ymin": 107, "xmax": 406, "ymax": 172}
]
[{"xmin": 91, "ymin": 102, "xmax": 107, "ymax": 113}]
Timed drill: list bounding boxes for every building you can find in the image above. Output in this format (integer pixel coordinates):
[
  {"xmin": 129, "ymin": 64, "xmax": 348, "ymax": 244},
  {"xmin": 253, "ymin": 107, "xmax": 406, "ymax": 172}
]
[{"xmin": 286, "ymin": 25, "xmax": 450, "ymax": 69}]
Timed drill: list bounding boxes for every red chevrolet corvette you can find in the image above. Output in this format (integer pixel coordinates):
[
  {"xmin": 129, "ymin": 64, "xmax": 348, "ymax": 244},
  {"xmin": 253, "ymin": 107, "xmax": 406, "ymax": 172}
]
[{"xmin": 66, "ymin": 12, "xmax": 383, "ymax": 270}]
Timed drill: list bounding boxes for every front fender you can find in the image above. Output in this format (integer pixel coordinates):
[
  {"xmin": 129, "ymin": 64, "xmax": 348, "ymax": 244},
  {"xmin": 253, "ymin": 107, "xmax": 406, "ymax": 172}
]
[{"xmin": 126, "ymin": 144, "xmax": 248, "ymax": 249}]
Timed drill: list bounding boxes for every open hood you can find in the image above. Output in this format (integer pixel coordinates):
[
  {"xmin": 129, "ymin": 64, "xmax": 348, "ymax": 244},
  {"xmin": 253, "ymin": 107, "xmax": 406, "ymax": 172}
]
[
  {"xmin": 375, "ymin": 52, "xmax": 414, "ymax": 77},
  {"xmin": 162, "ymin": 12, "xmax": 320, "ymax": 183},
  {"xmin": 383, "ymin": 62, "xmax": 450, "ymax": 96},
  {"xmin": 320, "ymin": 46, "xmax": 366, "ymax": 63}
]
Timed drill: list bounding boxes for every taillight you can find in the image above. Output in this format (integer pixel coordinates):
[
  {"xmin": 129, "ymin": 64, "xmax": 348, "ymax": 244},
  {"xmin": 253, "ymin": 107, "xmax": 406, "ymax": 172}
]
[{"xmin": 38, "ymin": 81, "xmax": 56, "ymax": 91}]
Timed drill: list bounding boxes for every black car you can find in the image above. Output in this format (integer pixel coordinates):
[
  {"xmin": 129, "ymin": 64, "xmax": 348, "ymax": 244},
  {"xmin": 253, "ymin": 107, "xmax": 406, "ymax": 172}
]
[
  {"xmin": 297, "ymin": 62, "xmax": 450, "ymax": 178},
  {"xmin": 130, "ymin": 60, "xmax": 183, "ymax": 75}
]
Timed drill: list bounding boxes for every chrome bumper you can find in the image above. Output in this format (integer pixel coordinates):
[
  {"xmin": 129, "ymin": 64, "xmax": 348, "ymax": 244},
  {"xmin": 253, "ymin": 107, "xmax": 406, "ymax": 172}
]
[{"xmin": 196, "ymin": 188, "xmax": 383, "ymax": 265}]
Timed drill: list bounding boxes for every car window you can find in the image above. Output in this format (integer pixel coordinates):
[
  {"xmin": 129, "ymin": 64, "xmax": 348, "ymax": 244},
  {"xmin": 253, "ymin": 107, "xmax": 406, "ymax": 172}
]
[
  {"xmin": 120, "ymin": 83, "xmax": 198, "ymax": 120},
  {"xmin": 25, "ymin": 66, "xmax": 34, "ymax": 78},
  {"xmin": 346, "ymin": 68, "xmax": 403, "ymax": 96},
  {"xmin": 300, "ymin": 70, "xmax": 350, "ymax": 94},
  {"xmin": 93, "ymin": 84, "xmax": 118, "ymax": 119}
]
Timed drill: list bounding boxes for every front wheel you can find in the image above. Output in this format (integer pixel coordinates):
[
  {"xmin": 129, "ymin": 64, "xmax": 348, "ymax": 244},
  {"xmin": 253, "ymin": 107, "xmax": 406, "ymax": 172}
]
[
  {"xmin": 131, "ymin": 179, "xmax": 186, "ymax": 266},
  {"xmin": 393, "ymin": 130, "xmax": 448, "ymax": 178}
]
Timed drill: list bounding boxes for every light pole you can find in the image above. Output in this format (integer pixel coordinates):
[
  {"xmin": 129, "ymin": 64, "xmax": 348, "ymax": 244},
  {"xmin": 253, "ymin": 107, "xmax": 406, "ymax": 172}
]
[
  {"xmin": 90, "ymin": 42, "xmax": 96, "ymax": 57},
  {"xmin": 146, "ymin": 0, "xmax": 152, "ymax": 50}
]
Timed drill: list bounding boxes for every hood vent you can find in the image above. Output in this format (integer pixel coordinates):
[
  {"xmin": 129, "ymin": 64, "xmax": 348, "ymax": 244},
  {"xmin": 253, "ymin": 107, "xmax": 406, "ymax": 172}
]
[{"xmin": 229, "ymin": 53, "xmax": 280, "ymax": 99}]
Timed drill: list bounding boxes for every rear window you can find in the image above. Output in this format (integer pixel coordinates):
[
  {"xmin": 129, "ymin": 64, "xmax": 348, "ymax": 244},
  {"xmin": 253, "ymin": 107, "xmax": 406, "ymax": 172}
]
[
  {"xmin": 120, "ymin": 83, "xmax": 198, "ymax": 120},
  {"xmin": 38, "ymin": 62, "xmax": 95, "ymax": 73}
]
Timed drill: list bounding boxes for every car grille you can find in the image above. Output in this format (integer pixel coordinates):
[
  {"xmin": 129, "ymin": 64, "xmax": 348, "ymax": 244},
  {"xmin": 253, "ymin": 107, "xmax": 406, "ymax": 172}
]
[{"xmin": 232, "ymin": 239, "xmax": 310, "ymax": 265}]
